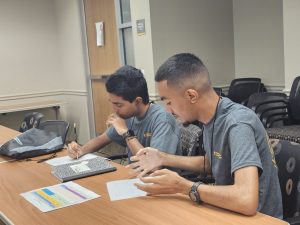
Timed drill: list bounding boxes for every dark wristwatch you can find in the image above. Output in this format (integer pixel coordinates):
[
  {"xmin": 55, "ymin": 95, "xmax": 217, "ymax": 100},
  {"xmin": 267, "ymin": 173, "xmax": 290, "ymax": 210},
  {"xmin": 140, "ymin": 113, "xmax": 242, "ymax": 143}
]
[
  {"xmin": 122, "ymin": 129, "xmax": 135, "ymax": 140},
  {"xmin": 189, "ymin": 181, "xmax": 203, "ymax": 203}
]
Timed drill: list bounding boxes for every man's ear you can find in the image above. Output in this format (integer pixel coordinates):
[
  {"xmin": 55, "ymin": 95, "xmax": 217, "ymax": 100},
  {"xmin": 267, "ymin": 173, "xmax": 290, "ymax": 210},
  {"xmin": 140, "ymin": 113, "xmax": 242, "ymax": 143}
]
[
  {"xmin": 185, "ymin": 89, "xmax": 199, "ymax": 103},
  {"xmin": 134, "ymin": 97, "xmax": 143, "ymax": 105}
]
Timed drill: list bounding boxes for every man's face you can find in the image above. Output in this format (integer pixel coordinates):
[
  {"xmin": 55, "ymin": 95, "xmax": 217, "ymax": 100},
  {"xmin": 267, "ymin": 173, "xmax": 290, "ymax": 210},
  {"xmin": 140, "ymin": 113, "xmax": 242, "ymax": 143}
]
[
  {"xmin": 108, "ymin": 93, "xmax": 136, "ymax": 119},
  {"xmin": 157, "ymin": 80, "xmax": 196, "ymax": 124}
]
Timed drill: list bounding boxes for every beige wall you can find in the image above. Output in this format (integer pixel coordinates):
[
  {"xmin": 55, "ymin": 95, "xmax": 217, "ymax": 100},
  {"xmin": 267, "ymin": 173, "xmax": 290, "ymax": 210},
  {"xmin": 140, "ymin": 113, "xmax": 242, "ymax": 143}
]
[
  {"xmin": 150, "ymin": 0, "xmax": 235, "ymax": 88},
  {"xmin": 130, "ymin": 0, "xmax": 156, "ymax": 97},
  {"xmin": 131, "ymin": 0, "xmax": 235, "ymax": 96},
  {"xmin": 233, "ymin": 0, "xmax": 285, "ymax": 90},
  {"xmin": 0, "ymin": 0, "xmax": 91, "ymax": 144},
  {"xmin": 283, "ymin": 0, "xmax": 300, "ymax": 90}
]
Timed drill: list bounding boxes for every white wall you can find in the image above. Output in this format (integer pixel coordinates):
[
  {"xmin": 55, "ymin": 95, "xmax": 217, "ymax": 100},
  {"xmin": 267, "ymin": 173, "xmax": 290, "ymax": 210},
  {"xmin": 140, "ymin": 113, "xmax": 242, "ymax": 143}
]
[
  {"xmin": 0, "ymin": 0, "xmax": 62, "ymax": 94},
  {"xmin": 0, "ymin": 0, "xmax": 91, "ymax": 144},
  {"xmin": 233, "ymin": 0, "xmax": 285, "ymax": 90},
  {"xmin": 283, "ymin": 0, "xmax": 300, "ymax": 90},
  {"xmin": 131, "ymin": 0, "xmax": 235, "ymax": 96},
  {"xmin": 150, "ymin": 0, "xmax": 235, "ymax": 88},
  {"xmin": 130, "ymin": 0, "xmax": 156, "ymax": 98}
]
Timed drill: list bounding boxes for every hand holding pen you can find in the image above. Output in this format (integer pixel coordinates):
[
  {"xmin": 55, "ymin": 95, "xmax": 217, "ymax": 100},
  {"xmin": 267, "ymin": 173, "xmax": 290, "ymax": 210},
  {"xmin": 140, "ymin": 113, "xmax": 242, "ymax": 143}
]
[{"xmin": 67, "ymin": 141, "xmax": 82, "ymax": 159}]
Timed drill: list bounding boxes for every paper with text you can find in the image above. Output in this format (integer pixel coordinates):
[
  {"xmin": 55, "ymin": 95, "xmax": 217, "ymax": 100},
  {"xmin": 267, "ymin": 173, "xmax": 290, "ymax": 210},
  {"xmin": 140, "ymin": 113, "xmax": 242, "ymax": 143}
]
[
  {"xmin": 21, "ymin": 181, "xmax": 100, "ymax": 212},
  {"xmin": 106, "ymin": 178, "xmax": 147, "ymax": 201}
]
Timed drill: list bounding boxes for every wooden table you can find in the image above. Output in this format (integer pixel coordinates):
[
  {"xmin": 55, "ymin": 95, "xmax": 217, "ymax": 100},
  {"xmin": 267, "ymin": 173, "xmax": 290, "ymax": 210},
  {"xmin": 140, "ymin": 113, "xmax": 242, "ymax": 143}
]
[{"xmin": 0, "ymin": 126, "xmax": 288, "ymax": 225}]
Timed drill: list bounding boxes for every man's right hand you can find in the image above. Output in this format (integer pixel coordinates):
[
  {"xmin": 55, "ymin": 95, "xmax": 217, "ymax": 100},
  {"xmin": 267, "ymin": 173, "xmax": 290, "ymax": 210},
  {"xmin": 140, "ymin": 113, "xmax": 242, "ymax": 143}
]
[
  {"xmin": 126, "ymin": 147, "xmax": 164, "ymax": 178},
  {"xmin": 67, "ymin": 141, "xmax": 83, "ymax": 159}
]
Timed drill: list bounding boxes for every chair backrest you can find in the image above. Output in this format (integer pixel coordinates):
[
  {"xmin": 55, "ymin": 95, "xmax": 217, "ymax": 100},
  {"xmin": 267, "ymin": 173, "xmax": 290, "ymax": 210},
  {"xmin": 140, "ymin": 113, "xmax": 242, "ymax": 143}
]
[
  {"xmin": 19, "ymin": 112, "xmax": 44, "ymax": 132},
  {"xmin": 38, "ymin": 120, "xmax": 69, "ymax": 144},
  {"xmin": 227, "ymin": 78, "xmax": 261, "ymax": 104},
  {"xmin": 289, "ymin": 76, "xmax": 300, "ymax": 121},
  {"xmin": 271, "ymin": 138, "xmax": 300, "ymax": 220},
  {"xmin": 247, "ymin": 92, "xmax": 288, "ymax": 128},
  {"xmin": 180, "ymin": 123, "xmax": 204, "ymax": 156},
  {"xmin": 213, "ymin": 87, "xmax": 225, "ymax": 97}
]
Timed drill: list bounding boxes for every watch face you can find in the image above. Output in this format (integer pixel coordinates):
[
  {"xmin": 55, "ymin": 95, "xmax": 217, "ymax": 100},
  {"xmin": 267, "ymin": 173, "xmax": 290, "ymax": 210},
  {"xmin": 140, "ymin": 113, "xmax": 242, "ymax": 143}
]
[
  {"xmin": 128, "ymin": 129, "xmax": 135, "ymax": 136},
  {"xmin": 189, "ymin": 191, "xmax": 197, "ymax": 202}
]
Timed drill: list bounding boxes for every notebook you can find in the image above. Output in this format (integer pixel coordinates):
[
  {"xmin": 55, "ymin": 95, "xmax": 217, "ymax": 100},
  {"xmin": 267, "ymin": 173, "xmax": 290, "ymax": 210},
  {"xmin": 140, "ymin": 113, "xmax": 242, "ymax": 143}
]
[{"xmin": 51, "ymin": 156, "xmax": 117, "ymax": 182}]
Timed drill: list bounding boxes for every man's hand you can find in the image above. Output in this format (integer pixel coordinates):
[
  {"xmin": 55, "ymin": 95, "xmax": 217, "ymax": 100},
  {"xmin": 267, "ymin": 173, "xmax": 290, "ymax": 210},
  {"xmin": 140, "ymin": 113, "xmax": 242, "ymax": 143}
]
[
  {"xmin": 126, "ymin": 147, "xmax": 164, "ymax": 178},
  {"xmin": 135, "ymin": 169, "xmax": 191, "ymax": 195},
  {"xmin": 67, "ymin": 141, "xmax": 83, "ymax": 159},
  {"xmin": 106, "ymin": 114, "xmax": 128, "ymax": 135}
]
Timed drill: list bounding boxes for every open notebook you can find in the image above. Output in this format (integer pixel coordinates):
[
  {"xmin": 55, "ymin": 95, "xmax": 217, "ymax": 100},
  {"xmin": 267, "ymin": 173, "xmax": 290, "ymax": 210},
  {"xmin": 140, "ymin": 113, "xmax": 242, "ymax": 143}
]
[{"xmin": 51, "ymin": 156, "xmax": 116, "ymax": 182}]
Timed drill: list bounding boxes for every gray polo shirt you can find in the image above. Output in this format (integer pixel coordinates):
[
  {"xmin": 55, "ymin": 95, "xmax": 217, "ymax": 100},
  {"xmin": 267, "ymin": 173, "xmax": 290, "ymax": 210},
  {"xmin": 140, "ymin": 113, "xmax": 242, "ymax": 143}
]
[
  {"xmin": 106, "ymin": 104, "xmax": 181, "ymax": 157},
  {"xmin": 203, "ymin": 97, "xmax": 282, "ymax": 218}
]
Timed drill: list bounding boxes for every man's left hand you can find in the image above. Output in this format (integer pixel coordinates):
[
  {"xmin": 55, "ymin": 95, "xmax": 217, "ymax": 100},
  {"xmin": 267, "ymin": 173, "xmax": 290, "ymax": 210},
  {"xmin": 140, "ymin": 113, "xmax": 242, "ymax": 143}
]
[{"xmin": 135, "ymin": 169, "xmax": 190, "ymax": 195}]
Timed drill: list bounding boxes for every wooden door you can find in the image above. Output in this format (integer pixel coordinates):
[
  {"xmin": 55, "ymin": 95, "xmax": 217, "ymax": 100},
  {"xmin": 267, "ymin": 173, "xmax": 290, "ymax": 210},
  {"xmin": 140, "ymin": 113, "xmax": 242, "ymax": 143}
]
[{"xmin": 84, "ymin": 0, "xmax": 120, "ymax": 134}]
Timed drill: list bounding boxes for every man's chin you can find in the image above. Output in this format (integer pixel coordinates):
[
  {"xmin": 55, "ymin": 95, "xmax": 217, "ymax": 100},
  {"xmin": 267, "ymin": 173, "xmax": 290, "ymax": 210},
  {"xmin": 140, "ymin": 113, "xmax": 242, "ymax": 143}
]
[{"xmin": 118, "ymin": 114, "xmax": 133, "ymax": 120}]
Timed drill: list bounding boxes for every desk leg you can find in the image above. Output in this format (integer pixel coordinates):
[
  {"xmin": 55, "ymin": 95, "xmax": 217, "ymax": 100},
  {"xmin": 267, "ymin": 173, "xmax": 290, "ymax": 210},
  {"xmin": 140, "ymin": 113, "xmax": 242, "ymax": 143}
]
[{"xmin": 52, "ymin": 106, "xmax": 60, "ymax": 120}]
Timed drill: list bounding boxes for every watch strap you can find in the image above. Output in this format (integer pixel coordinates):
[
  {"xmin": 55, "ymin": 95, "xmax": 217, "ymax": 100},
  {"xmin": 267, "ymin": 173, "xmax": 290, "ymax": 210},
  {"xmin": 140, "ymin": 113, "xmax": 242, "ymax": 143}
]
[{"xmin": 190, "ymin": 181, "xmax": 203, "ymax": 203}]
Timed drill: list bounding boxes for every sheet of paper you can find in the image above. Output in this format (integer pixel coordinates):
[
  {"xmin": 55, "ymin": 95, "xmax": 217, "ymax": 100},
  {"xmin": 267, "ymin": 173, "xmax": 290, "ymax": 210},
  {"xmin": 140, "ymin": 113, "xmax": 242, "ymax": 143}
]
[
  {"xmin": 106, "ymin": 178, "xmax": 147, "ymax": 201},
  {"xmin": 20, "ymin": 181, "xmax": 100, "ymax": 212},
  {"xmin": 45, "ymin": 153, "xmax": 98, "ymax": 166}
]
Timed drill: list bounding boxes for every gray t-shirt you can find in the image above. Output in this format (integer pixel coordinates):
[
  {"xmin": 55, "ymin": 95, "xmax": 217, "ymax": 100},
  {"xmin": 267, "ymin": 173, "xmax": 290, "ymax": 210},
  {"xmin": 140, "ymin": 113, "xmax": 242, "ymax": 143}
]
[
  {"xmin": 106, "ymin": 104, "xmax": 181, "ymax": 157},
  {"xmin": 203, "ymin": 97, "xmax": 282, "ymax": 218}
]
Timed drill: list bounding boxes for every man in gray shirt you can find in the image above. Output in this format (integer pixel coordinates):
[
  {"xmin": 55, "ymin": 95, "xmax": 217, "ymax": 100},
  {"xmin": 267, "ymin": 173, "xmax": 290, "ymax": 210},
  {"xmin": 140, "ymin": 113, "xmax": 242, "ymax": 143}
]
[
  {"xmin": 128, "ymin": 53, "xmax": 282, "ymax": 218},
  {"xmin": 68, "ymin": 66, "xmax": 181, "ymax": 159}
]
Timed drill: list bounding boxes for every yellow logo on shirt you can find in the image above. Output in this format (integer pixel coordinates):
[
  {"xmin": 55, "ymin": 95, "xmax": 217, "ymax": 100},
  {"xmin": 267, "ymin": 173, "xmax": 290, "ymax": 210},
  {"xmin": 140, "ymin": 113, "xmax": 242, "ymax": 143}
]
[
  {"xmin": 213, "ymin": 151, "xmax": 222, "ymax": 159},
  {"xmin": 144, "ymin": 132, "xmax": 152, "ymax": 137}
]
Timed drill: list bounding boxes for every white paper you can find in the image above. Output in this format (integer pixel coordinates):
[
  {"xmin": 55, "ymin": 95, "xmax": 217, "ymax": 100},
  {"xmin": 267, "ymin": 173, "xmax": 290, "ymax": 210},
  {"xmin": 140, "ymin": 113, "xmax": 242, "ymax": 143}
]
[
  {"xmin": 21, "ymin": 181, "xmax": 100, "ymax": 212},
  {"xmin": 106, "ymin": 178, "xmax": 147, "ymax": 201},
  {"xmin": 45, "ymin": 153, "xmax": 98, "ymax": 166},
  {"xmin": 70, "ymin": 161, "xmax": 91, "ymax": 173}
]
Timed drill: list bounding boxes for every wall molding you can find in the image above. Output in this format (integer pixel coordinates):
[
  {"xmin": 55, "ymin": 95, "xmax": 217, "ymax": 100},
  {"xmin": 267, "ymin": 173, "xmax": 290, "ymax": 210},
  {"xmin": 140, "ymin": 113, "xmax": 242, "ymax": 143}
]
[{"xmin": 0, "ymin": 90, "xmax": 87, "ymax": 102}]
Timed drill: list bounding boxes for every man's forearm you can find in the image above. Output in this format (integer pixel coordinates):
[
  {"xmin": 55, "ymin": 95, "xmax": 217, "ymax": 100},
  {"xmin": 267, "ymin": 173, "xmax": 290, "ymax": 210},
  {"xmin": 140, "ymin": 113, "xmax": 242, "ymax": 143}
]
[
  {"xmin": 160, "ymin": 154, "xmax": 207, "ymax": 173},
  {"xmin": 126, "ymin": 137, "xmax": 144, "ymax": 155},
  {"xmin": 81, "ymin": 134, "xmax": 111, "ymax": 155}
]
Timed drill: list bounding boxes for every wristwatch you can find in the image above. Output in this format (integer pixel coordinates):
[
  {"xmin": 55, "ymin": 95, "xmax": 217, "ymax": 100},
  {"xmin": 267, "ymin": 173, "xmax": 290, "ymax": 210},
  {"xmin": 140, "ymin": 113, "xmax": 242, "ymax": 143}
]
[
  {"xmin": 189, "ymin": 181, "xmax": 203, "ymax": 203},
  {"xmin": 122, "ymin": 129, "xmax": 135, "ymax": 140}
]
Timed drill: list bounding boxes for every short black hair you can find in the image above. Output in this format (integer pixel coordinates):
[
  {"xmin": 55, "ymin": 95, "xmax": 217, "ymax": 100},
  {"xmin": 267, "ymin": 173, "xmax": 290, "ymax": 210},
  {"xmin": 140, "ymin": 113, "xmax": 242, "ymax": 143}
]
[
  {"xmin": 155, "ymin": 53, "xmax": 210, "ymax": 89},
  {"xmin": 106, "ymin": 65, "xmax": 150, "ymax": 104}
]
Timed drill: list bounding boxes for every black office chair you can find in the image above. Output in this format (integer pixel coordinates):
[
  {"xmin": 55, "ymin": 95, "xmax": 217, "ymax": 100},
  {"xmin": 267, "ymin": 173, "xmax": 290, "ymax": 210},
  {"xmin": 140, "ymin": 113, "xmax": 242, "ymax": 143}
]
[
  {"xmin": 19, "ymin": 112, "xmax": 44, "ymax": 132},
  {"xmin": 213, "ymin": 87, "xmax": 225, "ymax": 97},
  {"xmin": 179, "ymin": 123, "xmax": 215, "ymax": 183},
  {"xmin": 271, "ymin": 139, "xmax": 300, "ymax": 224},
  {"xmin": 227, "ymin": 77, "xmax": 262, "ymax": 105},
  {"xmin": 38, "ymin": 120, "xmax": 70, "ymax": 144},
  {"xmin": 253, "ymin": 76, "xmax": 300, "ymax": 128},
  {"xmin": 247, "ymin": 92, "xmax": 288, "ymax": 128}
]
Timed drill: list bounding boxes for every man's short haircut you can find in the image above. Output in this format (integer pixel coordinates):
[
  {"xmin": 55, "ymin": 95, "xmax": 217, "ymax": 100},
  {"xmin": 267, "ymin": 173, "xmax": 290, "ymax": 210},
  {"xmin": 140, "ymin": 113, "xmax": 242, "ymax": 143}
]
[
  {"xmin": 155, "ymin": 53, "xmax": 211, "ymax": 92},
  {"xmin": 106, "ymin": 65, "xmax": 150, "ymax": 104}
]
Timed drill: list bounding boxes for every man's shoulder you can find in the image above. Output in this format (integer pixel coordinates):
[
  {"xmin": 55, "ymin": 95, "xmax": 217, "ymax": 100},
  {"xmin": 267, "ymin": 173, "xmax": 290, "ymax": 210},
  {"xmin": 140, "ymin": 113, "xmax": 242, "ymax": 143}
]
[{"xmin": 145, "ymin": 104, "xmax": 176, "ymax": 125}]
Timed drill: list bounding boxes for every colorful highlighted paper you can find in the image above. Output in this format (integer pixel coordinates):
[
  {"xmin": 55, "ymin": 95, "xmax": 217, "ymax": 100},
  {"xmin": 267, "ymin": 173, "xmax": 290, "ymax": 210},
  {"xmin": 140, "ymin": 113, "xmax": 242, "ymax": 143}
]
[{"xmin": 21, "ymin": 182, "xmax": 99, "ymax": 212}]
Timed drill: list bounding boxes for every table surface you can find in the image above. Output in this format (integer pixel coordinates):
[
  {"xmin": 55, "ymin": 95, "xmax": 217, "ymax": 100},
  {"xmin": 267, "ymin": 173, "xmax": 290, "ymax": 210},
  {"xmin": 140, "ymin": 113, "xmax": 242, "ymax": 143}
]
[{"xmin": 0, "ymin": 126, "xmax": 288, "ymax": 225}]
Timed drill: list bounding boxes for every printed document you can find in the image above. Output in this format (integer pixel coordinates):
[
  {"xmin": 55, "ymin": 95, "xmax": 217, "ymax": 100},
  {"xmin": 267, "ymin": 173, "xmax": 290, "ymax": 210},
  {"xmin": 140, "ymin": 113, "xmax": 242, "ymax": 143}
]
[{"xmin": 21, "ymin": 181, "xmax": 100, "ymax": 212}]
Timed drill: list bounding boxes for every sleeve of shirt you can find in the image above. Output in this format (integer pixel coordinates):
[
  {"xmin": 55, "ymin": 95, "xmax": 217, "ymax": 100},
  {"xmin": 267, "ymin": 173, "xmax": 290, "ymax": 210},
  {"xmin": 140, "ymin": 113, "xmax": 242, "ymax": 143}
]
[
  {"xmin": 150, "ymin": 118, "xmax": 181, "ymax": 155},
  {"xmin": 105, "ymin": 126, "xmax": 126, "ymax": 147},
  {"xmin": 228, "ymin": 123, "xmax": 263, "ymax": 175}
]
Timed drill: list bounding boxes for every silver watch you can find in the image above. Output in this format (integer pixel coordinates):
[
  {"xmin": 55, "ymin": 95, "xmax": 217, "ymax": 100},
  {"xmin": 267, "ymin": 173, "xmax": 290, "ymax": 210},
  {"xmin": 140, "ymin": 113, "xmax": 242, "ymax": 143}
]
[{"xmin": 189, "ymin": 181, "xmax": 203, "ymax": 203}]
